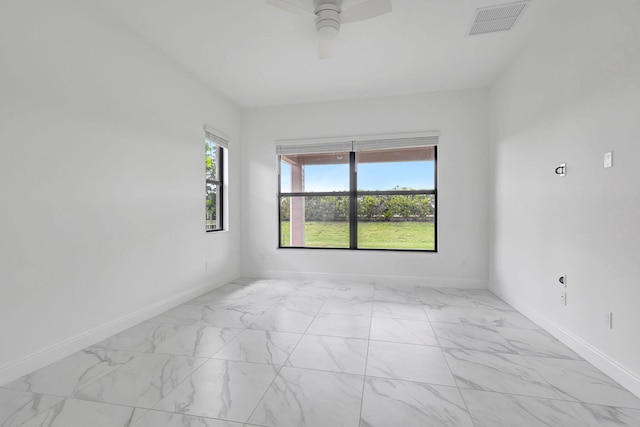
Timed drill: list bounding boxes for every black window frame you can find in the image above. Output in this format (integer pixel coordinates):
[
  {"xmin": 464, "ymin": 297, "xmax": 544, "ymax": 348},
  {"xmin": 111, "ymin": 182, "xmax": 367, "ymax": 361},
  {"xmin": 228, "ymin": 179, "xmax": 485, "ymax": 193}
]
[
  {"xmin": 206, "ymin": 142, "xmax": 224, "ymax": 232},
  {"xmin": 277, "ymin": 146, "xmax": 437, "ymax": 252}
]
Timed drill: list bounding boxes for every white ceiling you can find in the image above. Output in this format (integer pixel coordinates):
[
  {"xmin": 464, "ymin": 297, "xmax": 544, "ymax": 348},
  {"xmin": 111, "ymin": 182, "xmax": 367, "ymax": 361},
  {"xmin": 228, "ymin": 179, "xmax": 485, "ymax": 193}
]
[{"xmin": 93, "ymin": 0, "xmax": 557, "ymax": 108}]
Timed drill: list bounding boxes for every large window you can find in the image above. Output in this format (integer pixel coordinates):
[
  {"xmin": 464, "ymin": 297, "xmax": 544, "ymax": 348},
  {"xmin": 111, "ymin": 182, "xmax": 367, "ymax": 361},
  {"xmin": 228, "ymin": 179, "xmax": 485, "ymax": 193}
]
[
  {"xmin": 277, "ymin": 135, "xmax": 437, "ymax": 251},
  {"xmin": 205, "ymin": 127, "xmax": 228, "ymax": 232}
]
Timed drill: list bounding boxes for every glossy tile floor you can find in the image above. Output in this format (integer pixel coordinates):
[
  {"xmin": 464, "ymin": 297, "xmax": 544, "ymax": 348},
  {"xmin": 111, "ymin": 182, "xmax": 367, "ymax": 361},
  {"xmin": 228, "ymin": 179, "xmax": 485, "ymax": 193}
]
[{"xmin": 2, "ymin": 278, "xmax": 640, "ymax": 426}]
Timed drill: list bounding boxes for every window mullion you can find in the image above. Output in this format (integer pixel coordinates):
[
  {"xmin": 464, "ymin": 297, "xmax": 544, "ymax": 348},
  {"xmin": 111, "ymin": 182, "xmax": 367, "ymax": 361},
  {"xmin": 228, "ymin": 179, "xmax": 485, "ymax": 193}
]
[
  {"xmin": 356, "ymin": 190, "xmax": 436, "ymax": 196},
  {"xmin": 349, "ymin": 151, "xmax": 357, "ymax": 249},
  {"xmin": 280, "ymin": 191, "xmax": 350, "ymax": 197}
]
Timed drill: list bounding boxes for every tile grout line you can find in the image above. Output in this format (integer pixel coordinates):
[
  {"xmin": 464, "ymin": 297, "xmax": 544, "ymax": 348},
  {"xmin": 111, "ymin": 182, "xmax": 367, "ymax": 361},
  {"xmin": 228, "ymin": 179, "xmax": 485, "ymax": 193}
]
[
  {"xmin": 457, "ymin": 388, "xmax": 479, "ymax": 427},
  {"xmin": 357, "ymin": 297, "xmax": 374, "ymax": 425},
  {"xmin": 177, "ymin": 282, "xmax": 295, "ymax": 425},
  {"xmin": 131, "ymin": 293, "xmax": 284, "ymax": 418},
  {"xmin": 109, "ymin": 283, "xmax": 289, "ymax": 424},
  {"xmin": 242, "ymin": 282, "xmax": 339, "ymax": 425},
  {"xmin": 423, "ymin": 299, "xmax": 478, "ymax": 427}
]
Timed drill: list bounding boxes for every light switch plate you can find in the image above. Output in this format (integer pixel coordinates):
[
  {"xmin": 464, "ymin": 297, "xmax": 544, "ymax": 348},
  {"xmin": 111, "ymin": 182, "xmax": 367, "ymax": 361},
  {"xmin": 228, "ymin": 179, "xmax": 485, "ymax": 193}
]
[{"xmin": 604, "ymin": 151, "xmax": 613, "ymax": 168}]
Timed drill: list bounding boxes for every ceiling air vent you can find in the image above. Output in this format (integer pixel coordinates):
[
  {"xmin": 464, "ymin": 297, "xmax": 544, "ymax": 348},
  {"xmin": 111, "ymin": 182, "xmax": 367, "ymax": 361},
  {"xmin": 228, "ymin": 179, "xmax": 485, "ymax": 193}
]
[{"xmin": 467, "ymin": 1, "xmax": 529, "ymax": 36}]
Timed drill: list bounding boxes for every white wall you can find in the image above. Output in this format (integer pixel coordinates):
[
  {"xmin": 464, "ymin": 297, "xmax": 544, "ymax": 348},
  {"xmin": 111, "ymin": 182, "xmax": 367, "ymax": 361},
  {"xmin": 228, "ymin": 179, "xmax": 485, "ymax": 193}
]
[
  {"xmin": 490, "ymin": 0, "xmax": 640, "ymax": 395},
  {"xmin": 241, "ymin": 89, "xmax": 490, "ymax": 288},
  {"xmin": 0, "ymin": 0, "xmax": 240, "ymax": 384}
]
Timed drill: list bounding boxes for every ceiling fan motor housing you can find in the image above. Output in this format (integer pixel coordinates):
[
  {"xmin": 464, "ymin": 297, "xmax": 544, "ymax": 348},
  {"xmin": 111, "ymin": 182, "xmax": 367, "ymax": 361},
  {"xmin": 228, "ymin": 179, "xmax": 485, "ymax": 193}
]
[{"xmin": 315, "ymin": 2, "xmax": 341, "ymax": 39}]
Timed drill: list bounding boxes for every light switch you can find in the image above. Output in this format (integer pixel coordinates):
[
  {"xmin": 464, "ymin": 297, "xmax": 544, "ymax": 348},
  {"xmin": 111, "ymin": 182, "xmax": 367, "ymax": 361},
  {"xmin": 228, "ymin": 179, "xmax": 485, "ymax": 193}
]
[{"xmin": 604, "ymin": 151, "xmax": 613, "ymax": 168}]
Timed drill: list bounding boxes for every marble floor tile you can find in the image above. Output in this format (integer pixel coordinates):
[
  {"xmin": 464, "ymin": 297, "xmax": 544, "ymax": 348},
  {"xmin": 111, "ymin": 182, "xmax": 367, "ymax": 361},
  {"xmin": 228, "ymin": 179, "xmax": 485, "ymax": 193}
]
[
  {"xmin": 152, "ymin": 325, "xmax": 243, "ymax": 357},
  {"xmin": 242, "ymin": 279, "xmax": 297, "ymax": 296},
  {"xmin": 525, "ymin": 356, "xmax": 640, "ymax": 409},
  {"xmin": 133, "ymin": 409, "xmax": 244, "ymax": 426},
  {"xmin": 94, "ymin": 321, "xmax": 187, "ymax": 353},
  {"xmin": 131, "ymin": 408, "xmax": 150, "ymax": 423},
  {"xmin": 218, "ymin": 294, "xmax": 284, "ymax": 311},
  {"xmin": 213, "ymin": 329, "xmax": 301, "ymax": 365},
  {"xmin": 151, "ymin": 304, "xmax": 264, "ymax": 328},
  {"xmin": 431, "ymin": 322, "xmax": 517, "ymax": 354},
  {"xmin": 236, "ymin": 278, "xmax": 297, "ymax": 289},
  {"xmin": 74, "ymin": 352, "xmax": 206, "ymax": 409},
  {"xmin": 460, "ymin": 389, "xmax": 587, "ymax": 427},
  {"xmin": 331, "ymin": 283, "xmax": 375, "ymax": 300},
  {"xmin": 229, "ymin": 278, "xmax": 261, "ymax": 286},
  {"xmin": 199, "ymin": 307, "xmax": 268, "ymax": 328},
  {"xmin": 443, "ymin": 349, "xmax": 564, "ymax": 399},
  {"xmin": 495, "ymin": 327, "xmax": 582, "ymax": 359},
  {"xmin": 419, "ymin": 288, "xmax": 516, "ymax": 312},
  {"xmin": 302, "ymin": 280, "xmax": 338, "ymax": 289},
  {"xmin": 6, "ymin": 278, "xmax": 640, "ymax": 427},
  {"xmin": 288, "ymin": 282, "xmax": 335, "ymax": 298},
  {"xmin": 373, "ymin": 284, "xmax": 422, "ymax": 304},
  {"xmin": 277, "ymin": 296, "xmax": 326, "ymax": 313},
  {"xmin": 306, "ymin": 313, "xmax": 371, "ymax": 339},
  {"xmin": 188, "ymin": 290, "xmax": 245, "ymax": 306},
  {"xmin": 249, "ymin": 306, "xmax": 316, "ymax": 333},
  {"xmin": 19, "ymin": 399, "xmax": 136, "ymax": 427},
  {"xmin": 425, "ymin": 305, "xmax": 540, "ymax": 329},
  {"xmin": 419, "ymin": 288, "xmax": 458, "ymax": 300},
  {"xmin": 419, "ymin": 293, "xmax": 474, "ymax": 310},
  {"xmin": 320, "ymin": 298, "xmax": 373, "ymax": 316},
  {"xmin": 149, "ymin": 304, "xmax": 217, "ymax": 324},
  {"xmin": 286, "ymin": 335, "xmax": 368, "ymax": 375},
  {"xmin": 366, "ymin": 341, "xmax": 456, "ymax": 386},
  {"xmin": 567, "ymin": 402, "xmax": 640, "ymax": 426},
  {"xmin": 373, "ymin": 290, "xmax": 418, "ymax": 304},
  {"xmin": 457, "ymin": 290, "xmax": 516, "ymax": 311},
  {"xmin": 369, "ymin": 317, "xmax": 438, "ymax": 346},
  {"xmin": 197, "ymin": 291, "xmax": 278, "ymax": 310},
  {"xmin": 360, "ymin": 377, "xmax": 473, "ymax": 427},
  {"xmin": 248, "ymin": 367, "xmax": 363, "ymax": 427},
  {"xmin": 210, "ymin": 283, "xmax": 246, "ymax": 293},
  {"xmin": 0, "ymin": 389, "xmax": 63, "ymax": 427},
  {"xmin": 3, "ymin": 347, "xmax": 138, "ymax": 397},
  {"xmin": 154, "ymin": 359, "xmax": 278, "ymax": 422},
  {"xmin": 371, "ymin": 301, "xmax": 428, "ymax": 321},
  {"xmin": 286, "ymin": 289, "xmax": 332, "ymax": 299},
  {"xmin": 412, "ymin": 286, "xmax": 460, "ymax": 296}
]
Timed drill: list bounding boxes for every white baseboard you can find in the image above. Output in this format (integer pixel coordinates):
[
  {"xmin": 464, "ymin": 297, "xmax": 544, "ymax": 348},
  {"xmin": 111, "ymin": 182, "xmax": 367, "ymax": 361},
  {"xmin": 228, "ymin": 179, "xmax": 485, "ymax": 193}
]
[
  {"xmin": 0, "ymin": 278, "xmax": 234, "ymax": 387},
  {"xmin": 492, "ymin": 291, "xmax": 640, "ymax": 399},
  {"xmin": 245, "ymin": 269, "xmax": 487, "ymax": 289}
]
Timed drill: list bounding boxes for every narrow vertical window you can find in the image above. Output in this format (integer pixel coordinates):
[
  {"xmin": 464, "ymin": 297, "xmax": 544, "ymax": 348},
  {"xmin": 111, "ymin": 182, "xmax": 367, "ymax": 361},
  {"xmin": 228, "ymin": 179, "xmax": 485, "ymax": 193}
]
[{"xmin": 205, "ymin": 127, "xmax": 228, "ymax": 232}]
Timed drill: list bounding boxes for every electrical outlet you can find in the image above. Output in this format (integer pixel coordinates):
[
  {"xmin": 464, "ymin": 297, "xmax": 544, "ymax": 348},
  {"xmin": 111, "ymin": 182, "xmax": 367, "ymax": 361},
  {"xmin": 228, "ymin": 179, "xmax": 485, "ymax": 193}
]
[{"xmin": 559, "ymin": 275, "xmax": 567, "ymax": 288}]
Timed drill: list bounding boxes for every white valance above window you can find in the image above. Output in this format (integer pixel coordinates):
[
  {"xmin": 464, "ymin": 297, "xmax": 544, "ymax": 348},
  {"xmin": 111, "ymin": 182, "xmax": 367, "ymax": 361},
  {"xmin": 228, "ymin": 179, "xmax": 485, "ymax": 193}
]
[
  {"xmin": 354, "ymin": 132, "xmax": 439, "ymax": 152},
  {"xmin": 204, "ymin": 125, "xmax": 229, "ymax": 149},
  {"xmin": 276, "ymin": 141, "xmax": 353, "ymax": 156},
  {"xmin": 275, "ymin": 131, "xmax": 439, "ymax": 155}
]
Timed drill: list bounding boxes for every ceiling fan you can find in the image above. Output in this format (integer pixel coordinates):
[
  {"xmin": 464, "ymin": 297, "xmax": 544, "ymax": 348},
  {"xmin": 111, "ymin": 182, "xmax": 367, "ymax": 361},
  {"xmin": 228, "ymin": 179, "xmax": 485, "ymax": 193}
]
[{"xmin": 267, "ymin": 0, "xmax": 393, "ymax": 59}]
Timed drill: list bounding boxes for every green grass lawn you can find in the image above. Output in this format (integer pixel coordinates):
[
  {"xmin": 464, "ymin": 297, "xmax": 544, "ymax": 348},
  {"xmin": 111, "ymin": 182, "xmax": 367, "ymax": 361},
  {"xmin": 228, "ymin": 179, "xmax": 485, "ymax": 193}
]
[{"xmin": 280, "ymin": 221, "xmax": 435, "ymax": 250}]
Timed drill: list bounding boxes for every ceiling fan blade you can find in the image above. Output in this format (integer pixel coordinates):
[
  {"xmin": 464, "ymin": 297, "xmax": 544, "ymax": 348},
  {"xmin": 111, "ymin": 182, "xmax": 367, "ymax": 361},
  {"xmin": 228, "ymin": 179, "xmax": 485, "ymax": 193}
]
[
  {"xmin": 267, "ymin": 0, "xmax": 314, "ymax": 17},
  {"xmin": 318, "ymin": 39, "xmax": 334, "ymax": 60},
  {"xmin": 341, "ymin": 0, "xmax": 392, "ymax": 23}
]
